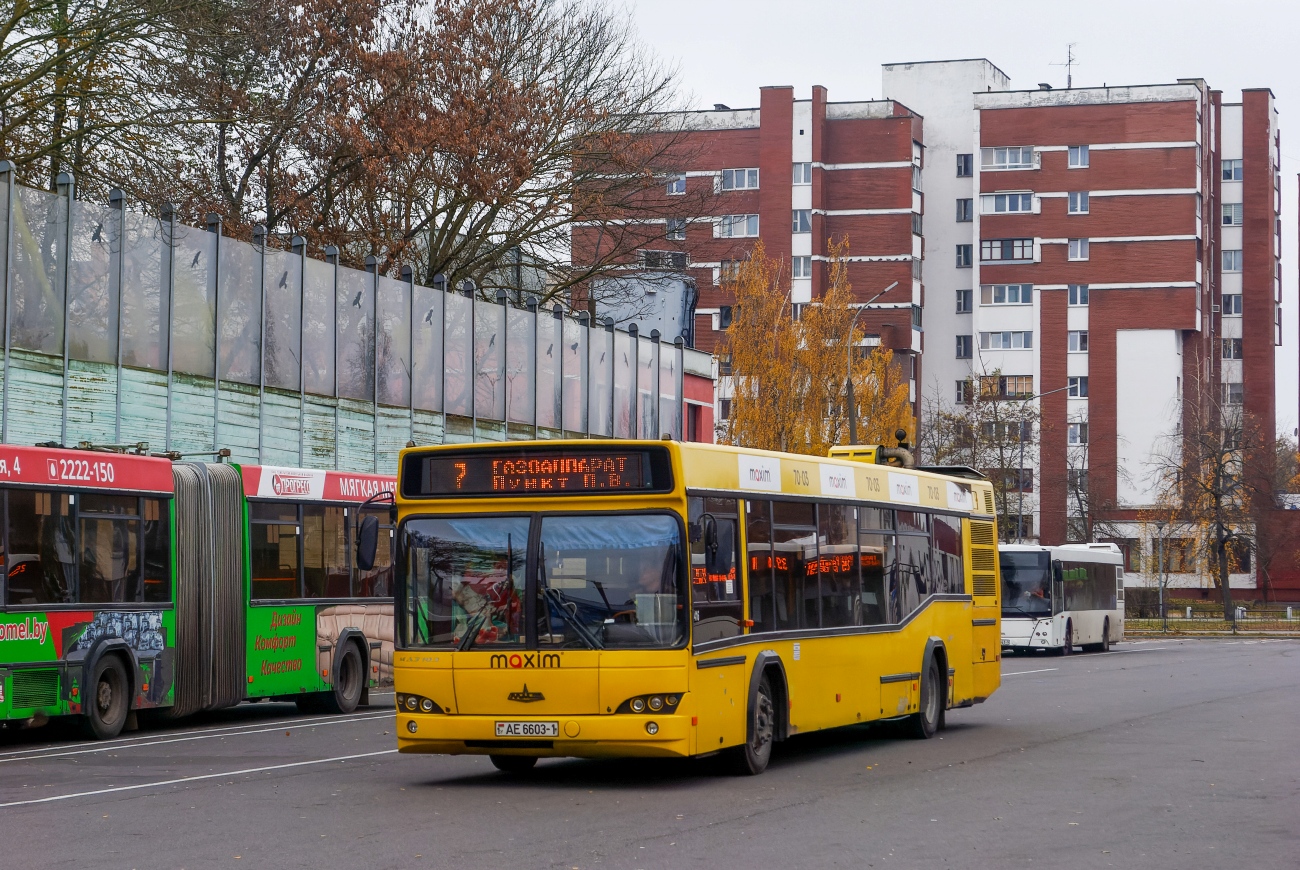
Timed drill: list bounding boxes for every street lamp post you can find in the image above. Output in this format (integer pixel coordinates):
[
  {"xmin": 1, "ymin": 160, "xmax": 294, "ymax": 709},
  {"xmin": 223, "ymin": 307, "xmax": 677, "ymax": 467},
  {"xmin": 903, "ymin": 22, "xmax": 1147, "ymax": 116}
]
[
  {"xmin": 1010, "ymin": 382, "xmax": 1075, "ymax": 543},
  {"xmin": 1155, "ymin": 520, "xmax": 1167, "ymax": 632},
  {"xmin": 845, "ymin": 281, "xmax": 899, "ymax": 445}
]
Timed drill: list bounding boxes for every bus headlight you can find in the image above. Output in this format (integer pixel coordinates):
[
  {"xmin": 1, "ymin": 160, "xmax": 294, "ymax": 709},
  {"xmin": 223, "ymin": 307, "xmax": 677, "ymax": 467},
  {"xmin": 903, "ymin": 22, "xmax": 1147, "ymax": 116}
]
[
  {"xmin": 397, "ymin": 693, "xmax": 443, "ymax": 714},
  {"xmin": 648, "ymin": 695, "xmax": 664, "ymax": 711},
  {"xmin": 404, "ymin": 695, "xmax": 418, "ymax": 711},
  {"xmin": 420, "ymin": 698, "xmax": 435, "ymax": 713},
  {"xmin": 617, "ymin": 694, "xmax": 683, "ymax": 714},
  {"xmin": 630, "ymin": 698, "xmax": 645, "ymax": 713}
]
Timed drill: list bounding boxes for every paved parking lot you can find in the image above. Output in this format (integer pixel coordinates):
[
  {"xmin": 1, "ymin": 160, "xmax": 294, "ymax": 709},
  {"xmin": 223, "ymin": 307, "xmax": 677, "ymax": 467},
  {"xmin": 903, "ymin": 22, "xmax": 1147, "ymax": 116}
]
[{"xmin": 1, "ymin": 639, "xmax": 1297, "ymax": 869}]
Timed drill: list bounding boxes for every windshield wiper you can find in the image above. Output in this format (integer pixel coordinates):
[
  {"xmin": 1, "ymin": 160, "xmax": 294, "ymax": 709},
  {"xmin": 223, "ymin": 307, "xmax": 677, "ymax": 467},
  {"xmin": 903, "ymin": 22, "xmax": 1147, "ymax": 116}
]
[
  {"xmin": 457, "ymin": 609, "xmax": 489, "ymax": 651},
  {"xmin": 539, "ymin": 541, "xmax": 603, "ymax": 650}
]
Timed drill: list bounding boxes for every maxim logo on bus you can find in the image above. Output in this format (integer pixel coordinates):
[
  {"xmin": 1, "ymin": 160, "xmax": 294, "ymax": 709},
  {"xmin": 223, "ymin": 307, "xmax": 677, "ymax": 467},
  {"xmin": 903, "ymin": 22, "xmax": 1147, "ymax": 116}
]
[
  {"xmin": 271, "ymin": 474, "xmax": 313, "ymax": 496},
  {"xmin": 490, "ymin": 653, "xmax": 561, "ymax": 670}
]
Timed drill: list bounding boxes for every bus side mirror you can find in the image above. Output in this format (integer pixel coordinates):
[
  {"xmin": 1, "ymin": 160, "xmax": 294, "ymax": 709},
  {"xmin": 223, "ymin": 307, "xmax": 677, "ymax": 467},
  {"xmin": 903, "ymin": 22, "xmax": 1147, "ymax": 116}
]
[
  {"xmin": 705, "ymin": 517, "xmax": 734, "ymax": 577},
  {"xmin": 357, "ymin": 515, "xmax": 380, "ymax": 571}
]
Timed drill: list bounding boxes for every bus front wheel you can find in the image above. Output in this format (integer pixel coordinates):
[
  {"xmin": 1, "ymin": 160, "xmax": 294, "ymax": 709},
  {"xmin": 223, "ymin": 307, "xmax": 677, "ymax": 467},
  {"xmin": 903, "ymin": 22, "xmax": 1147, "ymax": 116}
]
[
  {"xmin": 1056, "ymin": 620, "xmax": 1074, "ymax": 656},
  {"xmin": 728, "ymin": 672, "xmax": 775, "ymax": 775},
  {"xmin": 83, "ymin": 655, "xmax": 130, "ymax": 740},
  {"xmin": 907, "ymin": 655, "xmax": 942, "ymax": 740}
]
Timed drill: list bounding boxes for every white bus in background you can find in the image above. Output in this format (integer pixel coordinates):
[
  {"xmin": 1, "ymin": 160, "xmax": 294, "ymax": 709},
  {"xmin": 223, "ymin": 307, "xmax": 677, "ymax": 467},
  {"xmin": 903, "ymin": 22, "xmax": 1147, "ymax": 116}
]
[{"xmin": 1000, "ymin": 543, "xmax": 1125, "ymax": 655}]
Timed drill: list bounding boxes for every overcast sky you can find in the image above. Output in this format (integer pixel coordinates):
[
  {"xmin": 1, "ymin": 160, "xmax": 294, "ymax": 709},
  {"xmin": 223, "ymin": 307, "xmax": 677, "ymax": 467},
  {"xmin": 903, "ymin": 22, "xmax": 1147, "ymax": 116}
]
[{"xmin": 630, "ymin": 0, "xmax": 1300, "ymax": 436}]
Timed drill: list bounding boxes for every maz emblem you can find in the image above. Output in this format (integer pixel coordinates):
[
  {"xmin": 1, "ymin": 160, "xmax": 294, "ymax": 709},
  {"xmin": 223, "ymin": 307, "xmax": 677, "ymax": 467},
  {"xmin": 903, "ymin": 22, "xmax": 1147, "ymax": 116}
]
[{"xmin": 507, "ymin": 684, "xmax": 545, "ymax": 703}]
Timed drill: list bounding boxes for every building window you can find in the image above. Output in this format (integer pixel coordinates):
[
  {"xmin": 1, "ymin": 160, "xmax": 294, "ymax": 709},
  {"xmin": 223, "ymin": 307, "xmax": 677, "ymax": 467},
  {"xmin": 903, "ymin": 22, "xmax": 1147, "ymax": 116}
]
[
  {"xmin": 912, "ymin": 212, "xmax": 923, "ymax": 235},
  {"xmin": 1067, "ymin": 422, "xmax": 1089, "ymax": 445},
  {"xmin": 715, "ymin": 214, "xmax": 759, "ymax": 238},
  {"xmin": 1068, "ymin": 330, "xmax": 1089, "ymax": 352},
  {"xmin": 1068, "ymin": 145, "xmax": 1090, "ymax": 168},
  {"xmin": 981, "ymin": 193, "xmax": 1033, "ymax": 214},
  {"xmin": 1223, "ymin": 249, "xmax": 1243, "ymax": 272},
  {"xmin": 911, "ymin": 305, "xmax": 923, "ymax": 329},
  {"xmin": 956, "ymin": 335, "xmax": 973, "ymax": 359},
  {"xmin": 993, "ymin": 468, "xmax": 1034, "ymax": 493},
  {"xmin": 716, "ymin": 260, "xmax": 742, "ymax": 285},
  {"xmin": 717, "ymin": 354, "xmax": 732, "ymax": 376},
  {"xmin": 1068, "ymin": 469, "xmax": 1089, "ymax": 494},
  {"xmin": 980, "ymin": 376, "xmax": 1034, "ymax": 400},
  {"xmin": 956, "ymin": 153, "xmax": 974, "ymax": 177},
  {"xmin": 1222, "ymin": 159, "xmax": 1243, "ymax": 181},
  {"xmin": 981, "ymin": 146, "xmax": 1035, "ymax": 170},
  {"xmin": 1005, "ymin": 515, "xmax": 1035, "ymax": 539},
  {"xmin": 1222, "ymin": 338, "xmax": 1243, "ymax": 359},
  {"xmin": 912, "ymin": 166, "xmax": 922, "ymax": 191},
  {"xmin": 1068, "ymin": 192, "xmax": 1090, "ymax": 214},
  {"xmin": 1068, "ymin": 283, "xmax": 1089, "ymax": 306},
  {"xmin": 1068, "ymin": 376, "xmax": 1089, "ymax": 397},
  {"xmin": 1154, "ymin": 538, "xmax": 1196, "ymax": 574},
  {"xmin": 956, "ymin": 380, "xmax": 974, "ymax": 404},
  {"xmin": 793, "ymin": 162, "xmax": 812, "ymax": 185},
  {"xmin": 911, "ymin": 258, "xmax": 923, "ymax": 281},
  {"xmin": 981, "ymin": 283, "xmax": 1033, "ymax": 305},
  {"xmin": 1068, "ymin": 238, "xmax": 1090, "ymax": 261},
  {"xmin": 956, "ymin": 289, "xmax": 972, "ymax": 313},
  {"xmin": 1223, "ymin": 383, "xmax": 1244, "ymax": 405},
  {"xmin": 718, "ymin": 398, "xmax": 732, "ymax": 420},
  {"xmin": 981, "ymin": 238, "xmax": 1034, "ymax": 262},
  {"xmin": 980, "ymin": 331, "xmax": 1033, "ymax": 350},
  {"xmin": 956, "ymin": 198, "xmax": 973, "ymax": 222},
  {"xmin": 639, "ymin": 250, "xmax": 687, "ymax": 269},
  {"xmin": 956, "ymin": 245, "xmax": 973, "ymax": 268},
  {"xmin": 721, "ymin": 168, "xmax": 759, "ymax": 190},
  {"xmin": 982, "ymin": 420, "xmax": 1034, "ymax": 442},
  {"xmin": 792, "ymin": 209, "xmax": 812, "ymax": 233},
  {"xmin": 1222, "ymin": 293, "xmax": 1242, "ymax": 315},
  {"xmin": 717, "ymin": 306, "xmax": 735, "ymax": 330},
  {"xmin": 665, "ymin": 218, "xmax": 686, "ymax": 241},
  {"xmin": 666, "ymin": 173, "xmax": 686, "ymax": 195},
  {"xmin": 1222, "ymin": 203, "xmax": 1243, "ymax": 226},
  {"xmin": 792, "ymin": 256, "xmax": 812, "ymax": 279}
]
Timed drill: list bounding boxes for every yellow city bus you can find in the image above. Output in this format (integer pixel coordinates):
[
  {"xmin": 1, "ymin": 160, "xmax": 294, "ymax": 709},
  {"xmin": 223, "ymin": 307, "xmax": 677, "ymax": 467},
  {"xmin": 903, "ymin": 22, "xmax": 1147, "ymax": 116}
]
[{"xmin": 382, "ymin": 440, "xmax": 1001, "ymax": 775}]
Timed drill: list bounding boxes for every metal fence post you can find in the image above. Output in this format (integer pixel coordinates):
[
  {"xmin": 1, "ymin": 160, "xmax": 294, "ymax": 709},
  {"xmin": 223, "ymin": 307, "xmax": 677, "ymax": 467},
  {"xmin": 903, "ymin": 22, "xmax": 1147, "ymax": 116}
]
[
  {"xmin": 553, "ymin": 305, "xmax": 564, "ymax": 437},
  {"xmin": 464, "ymin": 280, "xmax": 476, "ymax": 438},
  {"xmin": 366, "ymin": 254, "xmax": 379, "ymax": 472},
  {"xmin": 162, "ymin": 202, "xmax": 178, "ymax": 452},
  {"xmin": 109, "ymin": 189, "xmax": 126, "ymax": 443},
  {"xmin": 402, "ymin": 264, "xmax": 415, "ymax": 448},
  {"xmin": 674, "ymin": 337, "xmax": 685, "ymax": 441},
  {"xmin": 496, "ymin": 289, "xmax": 509, "ymax": 438},
  {"xmin": 0, "ymin": 161, "xmax": 13, "ymax": 443},
  {"xmin": 206, "ymin": 213, "xmax": 223, "ymax": 453},
  {"xmin": 527, "ymin": 296, "xmax": 538, "ymax": 438},
  {"xmin": 292, "ymin": 235, "xmax": 308, "ymax": 465},
  {"xmin": 650, "ymin": 329, "xmax": 661, "ymax": 438},
  {"xmin": 56, "ymin": 172, "xmax": 73, "ymax": 447},
  {"xmin": 606, "ymin": 320, "xmax": 616, "ymax": 439},
  {"xmin": 627, "ymin": 323, "xmax": 638, "ymax": 439},
  {"xmin": 578, "ymin": 312, "xmax": 590, "ymax": 437},
  {"xmin": 324, "ymin": 245, "xmax": 340, "ymax": 469},
  {"xmin": 254, "ymin": 224, "xmax": 267, "ymax": 464}
]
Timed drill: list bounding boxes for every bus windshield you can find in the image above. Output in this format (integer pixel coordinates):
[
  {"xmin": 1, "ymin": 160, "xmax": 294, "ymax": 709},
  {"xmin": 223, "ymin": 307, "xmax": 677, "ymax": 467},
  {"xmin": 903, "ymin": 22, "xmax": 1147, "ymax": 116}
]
[
  {"xmin": 400, "ymin": 513, "xmax": 687, "ymax": 650},
  {"xmin": 1001, "ymin": 551, "xmax": 1052, "ymax": 617}
]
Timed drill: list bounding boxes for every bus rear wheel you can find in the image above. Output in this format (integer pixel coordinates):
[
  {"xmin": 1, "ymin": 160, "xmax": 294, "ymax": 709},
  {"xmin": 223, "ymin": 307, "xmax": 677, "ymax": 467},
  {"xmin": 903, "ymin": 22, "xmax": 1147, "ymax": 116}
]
[
  {"xmin": 907, "ymin": 655, "xmax": 942, "ymax": 739},
  {"xmin": 728, "ymin": 672, "xmax": 775, "ymax": 775},
  {"xmin": 490, "ymin": 754, "xmax": 538, "ymax": 773},
  {"xmin": 83, "ymin": 655, "xmax": 130, "ymax": 740},
  {"xmin": 325, "ymin": 643, "xmax": 364, "ymax": 715}
]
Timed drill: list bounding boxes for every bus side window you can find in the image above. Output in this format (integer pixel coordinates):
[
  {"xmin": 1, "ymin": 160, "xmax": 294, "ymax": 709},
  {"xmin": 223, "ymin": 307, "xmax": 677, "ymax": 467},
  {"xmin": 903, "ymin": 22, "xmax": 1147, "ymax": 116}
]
[
  {"xmin": 817, "ymin": 503, "xmax": 857, "ymax": 628},
  {"xmin": 893, "ymin": 510, "xmax": 932, "ymax": 618},
  {"xmin": 6, "ymin": 489, "xmax": 75, "ymax": 606},
  {"xmin": 688, "ymin": 497, "xmax": 743, "ymax": 642},
  {"xmin": 859, "ymin": 509, "xmax": 893, "ymax": 624},
  {"xmin": 746, "ymin": 500, "xmax": 775, "ymax": 633},
  {"xmin": 932, "ymin": 514, "xmax": 963, "ymax": 596},
  {"xmin": 771, "ymin": 500, "xmax": 816, "ymax": 631}
]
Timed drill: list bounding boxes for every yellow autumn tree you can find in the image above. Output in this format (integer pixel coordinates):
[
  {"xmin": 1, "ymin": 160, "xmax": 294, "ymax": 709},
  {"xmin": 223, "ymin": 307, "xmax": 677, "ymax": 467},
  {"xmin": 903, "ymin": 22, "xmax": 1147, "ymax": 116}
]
[{"xmin": 718, "ymin": 239, "xmax": 914, "ymax": 456}]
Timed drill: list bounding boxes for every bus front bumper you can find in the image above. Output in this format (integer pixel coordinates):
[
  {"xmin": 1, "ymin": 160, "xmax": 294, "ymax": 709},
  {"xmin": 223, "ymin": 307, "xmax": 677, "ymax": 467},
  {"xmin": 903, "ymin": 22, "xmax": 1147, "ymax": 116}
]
[{"xmin": 396, "ymin": 712, "xmax": 692, "ymax": 759}]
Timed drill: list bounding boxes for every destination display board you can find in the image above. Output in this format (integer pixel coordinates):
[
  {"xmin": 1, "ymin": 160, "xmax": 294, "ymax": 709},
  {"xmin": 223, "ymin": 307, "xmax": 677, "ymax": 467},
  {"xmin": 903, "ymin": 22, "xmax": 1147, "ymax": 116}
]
[{"xmin": 403, "ymin": 447, "xmax": 673, "ymax": 498}]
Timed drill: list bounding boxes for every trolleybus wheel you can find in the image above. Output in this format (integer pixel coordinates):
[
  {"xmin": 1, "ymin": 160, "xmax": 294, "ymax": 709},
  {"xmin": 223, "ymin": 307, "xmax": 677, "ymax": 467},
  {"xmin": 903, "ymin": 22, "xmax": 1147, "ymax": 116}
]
[
  {"xmin": 84, "ymin": 655, "xmax": 130, "ymax": 740},
  {"xmin": 489, "ymin": 754, "xmax": 538, "ymax": 773},
  {"xmin": 325, "ymin": 643, "xmax": 364, "ymax": 714},
  {"xmin": 729, "ymin": 672, "xmax": 776, "ymax": 775},
  {"xmin": 907, "ymin": 655, "xmax": 942, "ymax": 740}
]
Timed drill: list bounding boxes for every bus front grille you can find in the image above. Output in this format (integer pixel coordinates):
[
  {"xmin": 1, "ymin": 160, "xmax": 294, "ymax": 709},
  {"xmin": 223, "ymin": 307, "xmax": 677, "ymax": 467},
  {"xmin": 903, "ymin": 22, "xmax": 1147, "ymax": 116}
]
[{"xmin": 12, "ymin": 669, "xmax": 59, "ymax": 708}]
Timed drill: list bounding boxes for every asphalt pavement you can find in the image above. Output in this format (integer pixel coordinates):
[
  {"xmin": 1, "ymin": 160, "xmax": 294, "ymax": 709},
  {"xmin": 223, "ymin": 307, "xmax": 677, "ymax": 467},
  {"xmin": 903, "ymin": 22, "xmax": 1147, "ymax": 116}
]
[{"xmin": 1, "ymin": 639, "xmax": 1297, "ymax": 869}]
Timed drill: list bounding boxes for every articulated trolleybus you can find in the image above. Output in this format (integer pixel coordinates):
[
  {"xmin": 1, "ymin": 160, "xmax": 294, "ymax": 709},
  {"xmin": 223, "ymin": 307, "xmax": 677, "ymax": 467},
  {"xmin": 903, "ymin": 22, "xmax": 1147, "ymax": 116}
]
[
  {"xmin": 0, "ymin": 444, "xmax": 395, "ymax": 739},
  {"xmin": 388, "ymin": 439, "xmax": 1002, "ymax": 775},
  {"xmin": 1000, "ymin": 543, "xmax": 1124, "ymax": 655}
]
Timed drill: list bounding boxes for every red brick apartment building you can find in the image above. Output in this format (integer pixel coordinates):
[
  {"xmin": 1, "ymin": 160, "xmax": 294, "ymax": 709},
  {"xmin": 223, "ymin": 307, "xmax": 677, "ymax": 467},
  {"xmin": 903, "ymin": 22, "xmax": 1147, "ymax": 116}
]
[
  {"xmin": 572, "ymin": 85, "xmax": 927, "ymax": 417},
  {"xmin": 573, "ymin": 64, "xmax": 1289, "ymax": 599}
]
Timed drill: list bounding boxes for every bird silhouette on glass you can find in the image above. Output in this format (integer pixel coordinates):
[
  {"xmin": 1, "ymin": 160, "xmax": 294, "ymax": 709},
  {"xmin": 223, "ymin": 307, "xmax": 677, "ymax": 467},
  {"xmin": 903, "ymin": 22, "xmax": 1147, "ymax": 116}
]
[
  {"xmin": 598, "ymin": 352, "xmax": 606, "ymax": 364},
  {"xmin": 488, "ymin": 334, "xmax": 496, "ymax": 348},
  {"xmin": 91, "ymin": 223, "xmax": 102, "ymax": 243},
  {"xmin": 190, "ymin": 251, "xmax": 201, "ymax": 268},
  {"xmin": 423, "ymin": 308, "xmax": 434, "ymax": 324},
  {"xmin": 278, "ymin": 271, "xmax": 288, "ymax": 288},
  {"xmin": 570, "ymin": 342, "xmax": 579, "ymax": 352},
  {"xmin": 622, "ymin": 353, "xmax": 628, "ymax": 365},
  {"xmin": 352, "ymin": 291, "xmax": 363, "ymax": 307},
  {"xmin": 545, "ymin": 343, "xmax": 553, "ymax": 357}
]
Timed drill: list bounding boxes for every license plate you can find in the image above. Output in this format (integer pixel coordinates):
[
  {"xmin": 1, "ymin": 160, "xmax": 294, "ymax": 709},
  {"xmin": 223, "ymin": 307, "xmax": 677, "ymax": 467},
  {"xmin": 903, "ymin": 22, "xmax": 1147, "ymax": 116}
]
[{"xmin": 495, "ymin": 721, "xmax": 559, "ymax": 737}]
